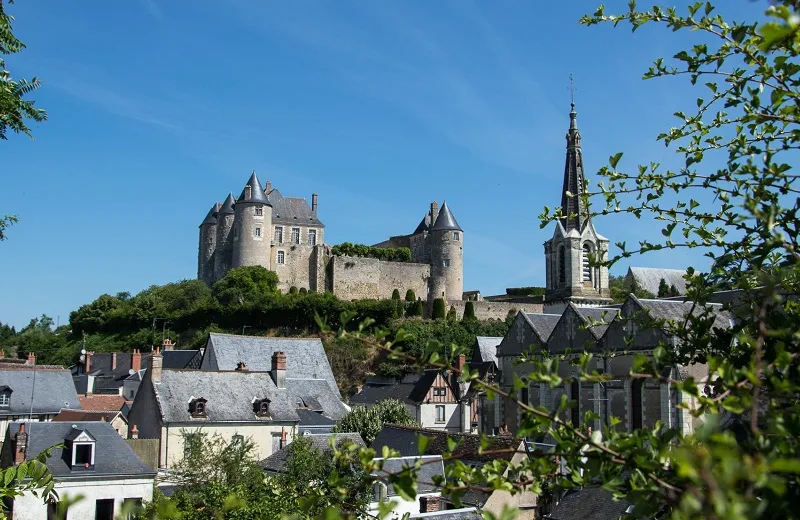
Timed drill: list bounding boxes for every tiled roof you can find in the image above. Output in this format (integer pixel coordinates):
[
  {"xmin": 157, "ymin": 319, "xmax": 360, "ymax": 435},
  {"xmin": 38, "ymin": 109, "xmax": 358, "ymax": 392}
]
[
  {"xmin": 201, "ymin": 202, "xmax": 220, "ymax": 226},
  {"xmin": 3, "ymin": 421, "xmax": 155, "ymax": 478},
  {"xmin": 53, "ymin": 409, "xmax": 124, "ymax": 422},
  {"xmin": 153, "ymin": 369, "xmax": 299, "ymax": 423},
  {"xmin": 0, "ymin": 368, "xmax": 80, "ymax": 415},
  {"xmin": 78, "ymin": 394, "xmax": 129, "ymax": 412},
  {"xmin": 267, "ymin": 188, "xmax": 324, "ymax": 228},
  {"xmin": 348, "ymin": 381, "xmax": 417, "ymax": 406},
  {"xmin": 635, "ymin": 297, "xmax": 733, "ymax": 330},
  {"xmin": 217, "ymin": 193, "xmax": 236, "ymax": 215},
  {"xmin": 260, "ymin": 432, "xmax": 365, "ymax": 473},
  {"xmin": 286, "ymin": 378, "xmax": 349, "ymax": 420}
]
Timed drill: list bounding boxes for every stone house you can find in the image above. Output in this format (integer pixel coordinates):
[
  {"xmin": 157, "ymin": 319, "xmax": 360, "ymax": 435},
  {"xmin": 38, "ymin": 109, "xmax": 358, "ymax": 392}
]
[
  {"xmin": 126, "ymin": 347, "xmax": 299, "ymax": 469},
  {"xmin": 0, "ymin": 363, "xmax": 81, "ymax": 441},
  {"xmin": 1, "ymin": 421, "xmax": 155, "ymax": 520}
]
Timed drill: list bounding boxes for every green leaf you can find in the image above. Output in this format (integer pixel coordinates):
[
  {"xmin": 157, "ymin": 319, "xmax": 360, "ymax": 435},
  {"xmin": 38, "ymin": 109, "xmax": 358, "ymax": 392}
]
[{"xmin": 609, "ymin": 152, "xmax": 624, "ymax": 169}]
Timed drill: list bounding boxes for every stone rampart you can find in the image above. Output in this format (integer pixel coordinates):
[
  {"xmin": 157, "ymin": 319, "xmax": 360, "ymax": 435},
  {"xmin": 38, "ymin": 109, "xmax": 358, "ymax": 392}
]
[
  {"xmin": 445, "ymin": 300, "xmax": 544, "ymax": 321},
  {"xmin": 329, "ymin": 255, "xmax": 429, "ymax": 301}
]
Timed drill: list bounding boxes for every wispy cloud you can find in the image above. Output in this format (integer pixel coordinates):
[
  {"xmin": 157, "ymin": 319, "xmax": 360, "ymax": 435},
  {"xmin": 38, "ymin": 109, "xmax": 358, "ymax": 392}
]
[{"xmin": 140, "ymin": 0, "xmax": 163, "ymax": 21}]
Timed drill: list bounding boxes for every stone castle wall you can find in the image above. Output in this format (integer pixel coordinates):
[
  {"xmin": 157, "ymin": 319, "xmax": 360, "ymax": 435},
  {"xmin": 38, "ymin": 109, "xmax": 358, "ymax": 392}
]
[
  {"xmin": 444, "ymin": 300, "xmax": 544, "ymax": 321},
  {"xmin": 328, "ymin": 255, "xmax": 430, "ymax": 301}
]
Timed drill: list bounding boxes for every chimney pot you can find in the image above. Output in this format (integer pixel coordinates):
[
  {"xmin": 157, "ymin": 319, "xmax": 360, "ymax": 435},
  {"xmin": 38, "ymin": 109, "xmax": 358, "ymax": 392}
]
[
  {"xmin": 14, "ymin": 424, "xmax": 28, "ymax": 465},
  {"xmin": 311, "ymin": 193, "xmax": 318, "ymax": 215},
  {"xmin": 279, "ymin": 427, "xmax": 287, "ymax": 449},
  {"xmin": 420, "ymin": 496, "xmax": 440, "ymax": 513},
  {"xmin": 131, "ymin": 349, "xmax": 142, "ymax": 372},
  {"xmin": 85, "ymin": 351, "xmax": 93, "ymax": 374},
  {"xmin": 150, "ymin": 347, "xmax": 163, "ymax": 384},
  {"xmin": 266, "ymin": 181, "xmax": 272, "ymax": 193},
  {"xmin": 162, "ymin": 339, "xmax": 174, "ymax": 351},
  {"xmin": 26, "ymin": 352, "xmax": 35, "ymax": 365},
  {"xmin": 131, "ymin": 424, "xmax": 140, "ymax": 440}
]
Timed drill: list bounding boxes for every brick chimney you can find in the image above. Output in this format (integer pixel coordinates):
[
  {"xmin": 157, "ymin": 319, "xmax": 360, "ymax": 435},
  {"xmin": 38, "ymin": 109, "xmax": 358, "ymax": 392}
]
[
  {"xmin": 85, "ymin": 351, "xmax": 93, "ymax": 373},
  {"xmin": 25, "ymin": 352, "xmax": 35, "ymax": 365},
  {"xmin": 162, "ymin": 339, "xmax": 174, "ymax": 352},
  {"xmin": 14, "ymin": 424, "xmax": 27, "ymax": 465},
  {"xmin": 430, "ymin": 201, "xmax": 439, "ymax": 225},
  {"xmin": 111, "ymin": 352, "xmax": 117, "ymax": 371},
  {"xmin": 420, "ymin": 496, "xmax": 439, "ymax": 513},
  {"xmin": 271, "ymin": 352, "xmax": 286, "ymax": 389},
  {"xmin": 130, "ymin": 424, "xmax": 139, "ymax": 440},
  {"xmin": 455, "ymin": 354, "xmax": 466, "ymax": 374},
  {"xmin": 266, "ymin": 180, "xmax": 272, "ymax": 193},
  {"xmin": 311, "ymin": 193, "xmax": 318, "ymax": 215},
  {"xmin": 279, "ymin": 427, "xmax": 287, "ymax": 449},
  {"xmin": 149, "ymin": 346, "xmax": 163, "ymax": 384},
  {"xmin": 131, "ymin": 349, "xmax": 141, "ymax": 372}
]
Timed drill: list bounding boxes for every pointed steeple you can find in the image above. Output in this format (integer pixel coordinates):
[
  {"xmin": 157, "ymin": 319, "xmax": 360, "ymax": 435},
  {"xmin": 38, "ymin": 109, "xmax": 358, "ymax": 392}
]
[
  {"xmin": 560, "ymin": 103, "xmax": 588, "ymax": 232},
  {"xmin": 431, "ymin": 201, "xmax": 462, "ymax": 231},
  {"xmin": 218, "ymin": 193, "xmax": 236, "ymax": 215},
  {"xmin": 237, "ymin": 171, "xmax": 270, "ymax": 205},
  {"xmin": 200, "ymin": 202, "xmax": 220, "ymax": 226}
]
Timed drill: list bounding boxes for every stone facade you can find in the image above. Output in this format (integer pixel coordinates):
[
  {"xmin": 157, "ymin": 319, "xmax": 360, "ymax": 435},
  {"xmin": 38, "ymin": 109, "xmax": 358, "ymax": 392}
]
[{"xmin": 328, "ymin": 255, "xmax": 430, "ymax": 301}]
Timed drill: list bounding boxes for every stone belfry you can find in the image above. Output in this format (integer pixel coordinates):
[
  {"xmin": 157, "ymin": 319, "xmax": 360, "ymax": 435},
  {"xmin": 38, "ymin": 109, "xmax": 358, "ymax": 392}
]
[{"xmin": 543, "ymin": 100, "xmax": 611, "ymax": 313}]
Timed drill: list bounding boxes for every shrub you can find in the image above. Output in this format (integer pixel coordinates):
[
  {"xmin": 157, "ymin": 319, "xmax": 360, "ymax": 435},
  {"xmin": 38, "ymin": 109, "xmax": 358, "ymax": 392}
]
[
  {"xmin": 432, "ymin": 298, "xmax": 446, "ymax": 320},
  {"xmin": 414, "ymin": 300, "xmax": 424, "ymax": 317},
  {"xmin": 330, "ymin": 242, "xmax": 411, "ymax": 262},
  {"xmin": 391, "ymin": 289, "xmax": 400, "ymax": 300},
  {"xmin": 463, "ymin": 301, "xmax": 476, "ymax": 321},
  {"xmin": 289, "ymin": 286, "xmax": 299, "ymax": 295},
  {"xmin": 446, "ymin": 305, "xmax": 457, "ymax": 321},
  {"xmin": 405, "ymin": 289, "xmax": 416, "ymax": 302}
]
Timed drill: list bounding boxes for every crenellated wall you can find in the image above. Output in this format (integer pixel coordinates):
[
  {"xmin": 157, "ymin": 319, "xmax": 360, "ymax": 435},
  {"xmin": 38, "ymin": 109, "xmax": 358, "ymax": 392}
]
[{"xmin": 328, "ymin": 255, "xmax": 430, "ymax": 301}]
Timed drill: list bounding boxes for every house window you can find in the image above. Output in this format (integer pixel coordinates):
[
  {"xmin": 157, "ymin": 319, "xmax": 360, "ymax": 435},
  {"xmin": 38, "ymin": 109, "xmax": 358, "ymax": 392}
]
[
  {"xmin": 74, "ymin": 443, "xmax": 94, "ymax": 466},
  {"xmin": 255, "ymin": 207, "xmax": 263, "ymax": 216},
  {"xmin": 190, "ymin": 398, "xmax": 207, "ymax": 418},
  {"xmin": 372, "ymin": 482, "xmax": 387, "ymax": 502},
  {"xmin": 277, "ymin": 251, "xmax": 285, "ymax": 264},
  {"xmin": 95, "ymin": 498, "xmax": 114, "ymax": 520},
  {"xmin": 232, "ymin": 434, "xmax": 244, "ymax": 446},
  {"xmin": 308, "ymin": 229, "xmax": 317, "ymax": 246},
  {"xmin": 255, "ymin": 227, "xmax": 262, "ymax": 237},
  {"xmin": 433, "ymin": 387, "xmax": 446, "ymax": 397},
  {"xmin": 443, "ymin": 259, "xmax": 450, "ymax": 268},
  {"xmin": 435, "ymin": 405, "xmax": 446, "ymax": 423},
  {"xmin": 453, "ymin": 232, "xmax": 460, "ymax": 241},
  {"xmin": 582, "ymin": 244, "xmax": 592, "ymax": 282},
  {"xmin": 291, "ymin": 227, "xmax": 301, "ymax": 244},
  {"xmin": 254, "ymin": 398, "xmax": 271, "ymax": 417},
  {"xmin": 274, "ymin": 226, "xmax": 284, "ymax": 243},
  {"xmin": 0, "ymin": 389, "xmax": 10, "ymax": 407}
]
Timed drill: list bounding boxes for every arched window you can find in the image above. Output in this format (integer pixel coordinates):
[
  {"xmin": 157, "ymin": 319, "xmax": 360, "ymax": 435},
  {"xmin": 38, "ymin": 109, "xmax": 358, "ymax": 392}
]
[
  {"xmin": 582, "ymin": 244, "xmax": 592, "ymax": 282},
  {"xmin": 558, "ymin": 246, "xmax": 566, "ymax": 284}
]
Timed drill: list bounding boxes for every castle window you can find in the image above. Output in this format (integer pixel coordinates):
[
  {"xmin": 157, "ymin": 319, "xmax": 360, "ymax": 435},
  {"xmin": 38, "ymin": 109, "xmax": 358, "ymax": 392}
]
[
  {"xmin": 582, "ymin": 244, "xmax": 592, "ymax": 282},
  {"xmin": 254, "ymin": 207, "xmax": 263, "ymax": 216},
  {"xmin": 558, "ymin": 246, "xmax": 566, "ymax": 284},
  {"xmin": 308, "ymin": 229, "xmax": 317, "ymax": 246},
  {"xmin": 274, "ymin": 227, "xmax": 284, "ymax": 243},
  {"xmin": 255, "ymin": 227, "xmax": 262, "ymax": 237},
  {"xmin": 277, "ymin": 251, "xmax": 285, "ymax": 264},
  {"xmin": 443, "ymin": 259, "xmax": 450, "ymax": 268},
  {"xmin": 453, "ymin": 232, "xmax": 460, "ymax": 241},
  {"xmin": 189, "ymin": 397, "xmax": 208, "ymax": 418},
  {"xmin": 291, "ymin": 227, "xmax": 301, "ymax": 244}
]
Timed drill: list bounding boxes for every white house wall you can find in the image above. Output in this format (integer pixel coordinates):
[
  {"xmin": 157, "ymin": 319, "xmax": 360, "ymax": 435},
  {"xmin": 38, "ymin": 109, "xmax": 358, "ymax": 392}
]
[{"xmin": 418, "ymin": 403, "xmax": 460, "ymax": 432}]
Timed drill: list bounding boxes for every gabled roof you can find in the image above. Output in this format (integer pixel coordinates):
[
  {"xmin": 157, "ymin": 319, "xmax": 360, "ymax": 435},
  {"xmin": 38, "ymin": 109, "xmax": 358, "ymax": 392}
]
[
  {"xmin": 267, "ymin": 188, "xmax": 324, "ymax": 228},
  {"xmin": 260, "ymin": 432, "xmax": 365, "ymax": 473},
  {"xmin": 430, "ymin": 202, "xmax": 462, "ymax": 232},
  {"xmin": 525, "ymin": 313, "xmax": 562, "ymax": 342},
  {"xmin": 204, "ymin": 334, "xmax": 340, "ymax": 399},
  {"xmin": 374, "ymin": 455, "xmax": 445, "ymax": 495},
  {"xmin": 153, "ymin": 369, "xmax": 299, "ymax": 423},
  {"xmin": 3, "ymin": 421, "xmax": 155, "ymax": 478},
  {"xmin": 474, "ymin": 337, "xmax": 502, "ymax": 366},
  {"xmin": 0, "ymin": 367, "xmax": 80, "ymax": 415},
  {"xmin": 626, "ymin": 266, "xmax": 688, "ymax": 296},
  {"xmin": 497, "ymin": 312, "xmax": 561, "ymax": 358},
  {"xmin": 634, "ymin": 297, "xmax": 732, "ymax": 330},
  {"xmin": 408, "ymin": 370, "xmax": 452, "ymax": 403},
  {"xmin": 72, "ymin": 350, "xmax": 202, "ymax": 393},
  {"xmin": 236, "ymin": 172, "xmax": 270, "ymax": 205},
  {"xmin": 286, "ymin": 378, "xmax": 349, "ymax": 420},
  {"xmin": 348, "ymin": 380, "xmax": 417, "ymax": 406},
  {"xmin": 217, "ymin": 193, "xmax": 236, "ymax": 215},
  {"xmin": 200, "ymin": 203, "xmax": 220, "ymax": 227}
]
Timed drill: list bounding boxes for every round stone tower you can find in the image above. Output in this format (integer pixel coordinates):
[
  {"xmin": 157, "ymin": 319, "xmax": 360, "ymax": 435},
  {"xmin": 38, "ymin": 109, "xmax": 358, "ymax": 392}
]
[
  {"xmin": 427, "ymin": 201, "xmax": 464, "ymax": 301},
  {"xmin": 198, "ymin": 202, "xmax": 220, "ymax": 285},
  {"xmin": 232, "ymin": 171, "xmax": 272, "ymax": 270},
  {"xmin": 213, "ymin": 192, "xmax": 236, "ymax": 281}
]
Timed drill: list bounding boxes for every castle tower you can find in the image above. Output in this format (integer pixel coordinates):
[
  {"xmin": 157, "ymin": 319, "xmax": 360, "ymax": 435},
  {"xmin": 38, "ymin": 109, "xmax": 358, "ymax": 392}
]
[
  {"xmin": 213, "ymin": 192, "xmax": 236, "ymax": 282},
  {"xmin": 232, "ymin": 171, "xmax": 272, "ymax": 270},
  {"xmin": 198, "ymin": 202, "xmax": 220, "ymax": 285},
  {"xmin": 428, "ymin": 201, "xmax": 464, "ymax": 301},
  {"xmin": 543, "ymin": 103, "xmax": 611, "ymax": 313}
]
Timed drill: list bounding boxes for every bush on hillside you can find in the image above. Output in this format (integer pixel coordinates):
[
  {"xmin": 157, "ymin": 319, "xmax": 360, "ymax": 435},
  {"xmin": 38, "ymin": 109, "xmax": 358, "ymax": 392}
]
[
  {"xmin": 463, "ymin": 301, "xmax": 476, "ymax": 321},
  {"xmin": 432, "ymin": 298, "xmax": 446, "ymax": 320},
  {"xmin": 330, "ymin": 243, "xmax": 411, "ymax": 263},
  {"xmin": 404, "ymin": 289, "xmax": 416, "ymax": 302}
]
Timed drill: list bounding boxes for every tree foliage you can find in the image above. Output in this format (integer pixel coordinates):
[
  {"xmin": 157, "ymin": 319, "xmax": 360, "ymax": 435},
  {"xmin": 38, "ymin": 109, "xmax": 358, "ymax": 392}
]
[
  {"xmin": 431, "ymin": 298, "xmax": 446, "ymax": 320},
  {"xmin": 212, "ymin": 266, "xmax": 278, "ymax": 307},
  {"xmin": 463, "ymin": 301, "xmax": 476, "ymax": 322},
  {"xmin": 0, "ymin": 446, "xmax": 58, "ymax": 520},
  {"xmin": 333, "ymin": 398, "xmax": 418, "ymax": 444},
  {"xmin": 404, "ymin": 289, "xmax": 416, "ymax": 302},
  {"xmin": 331, "ymin": 242, "xmax": 412, "ymax": 263}
]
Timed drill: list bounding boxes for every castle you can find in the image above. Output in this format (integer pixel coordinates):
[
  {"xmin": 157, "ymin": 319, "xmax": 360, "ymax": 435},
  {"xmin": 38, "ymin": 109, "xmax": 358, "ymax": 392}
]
[
  {"xmin": 198, "ymin": 101, "xmax": 610, "ymax": 316},
  {"xmin": 197, "ymin": 175, "xmax": 465, "ymax": 303}
]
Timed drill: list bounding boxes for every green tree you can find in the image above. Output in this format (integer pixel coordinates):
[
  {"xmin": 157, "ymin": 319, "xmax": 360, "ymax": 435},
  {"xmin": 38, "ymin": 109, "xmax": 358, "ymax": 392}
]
[
  {"xmin": 670, "ymin": 283, "xmax": 680, "ymax": 297},
  {"xmin": 333, "ymin": 398, "xmax": 418, "ymax": 444},
  {"xmin": 462, "ymin": 301, "xmax": 476, "ymax": 322},
  {"xmin": 657, "ymin": 277, "xmax": 670, "ymax": 297},
  {"xmin": 431, "ymin": 298, "xmax": 446, "ymax": 320},
  {"xmin": 211, "ymin": 266, "xmax": 278, "ymax": 307},
  {"xmin": 404, "ymin": 289, "xmax": 416, "ymax": 302},
  {"xmin": 0, "ymin": 446, "xmax": 58, "ymax": 519},
  {"xmin": 391, "ymin": 289, "xmax": 400, "ymax": 300}
]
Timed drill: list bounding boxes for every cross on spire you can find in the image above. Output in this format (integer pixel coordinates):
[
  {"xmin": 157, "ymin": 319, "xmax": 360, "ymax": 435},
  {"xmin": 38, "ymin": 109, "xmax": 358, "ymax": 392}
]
[{"xmin": 569, "ymin": 74, "xmax": 577, "ymax": 106}]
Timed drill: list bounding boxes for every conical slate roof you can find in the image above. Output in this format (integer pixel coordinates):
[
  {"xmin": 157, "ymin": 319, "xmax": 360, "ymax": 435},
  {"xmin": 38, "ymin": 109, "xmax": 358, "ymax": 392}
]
[
  {"xmin": 413, "ymin": 213, "xmax": 432, "ymax": 235},
  {"xmin": 237, "ymin": 172, "xmax": 270, "ymax": 205},
  {"xmin": 218, "ymin": 193, "xmax": 236, "ymax": 215},
  {"xmin": 200, "ymin": 202, "xmax": 220, "ymax": 226},
  {"xmin": 430, "ymin": 202, "xmax": 462, "ymax": 231},
  {"xmin": 560, "ymin": 103, "xmax": 588, "ymax": 232}
]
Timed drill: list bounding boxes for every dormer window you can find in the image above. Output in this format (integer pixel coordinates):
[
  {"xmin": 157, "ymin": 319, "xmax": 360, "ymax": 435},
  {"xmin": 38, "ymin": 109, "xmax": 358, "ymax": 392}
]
[
  {"xmin": 253, "ymin": 398, "xmax": 271, "ymax": 417},
  {"xmin": 65, "ymin": 428, "xmax": 96, "ymax": 470},
  {"xmin": 0, "ymin": 386, "xmax": 11, "ymax": 407},
  {"xmin": 189, "ymin": 398, "xmax": 208, "ymax": 418}
]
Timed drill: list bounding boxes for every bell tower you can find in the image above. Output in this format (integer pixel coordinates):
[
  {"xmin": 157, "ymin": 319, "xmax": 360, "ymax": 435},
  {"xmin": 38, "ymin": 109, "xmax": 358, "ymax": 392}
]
[{"xmin": 543, "ymin": 101, "xmax": 611, "ymax": 313}]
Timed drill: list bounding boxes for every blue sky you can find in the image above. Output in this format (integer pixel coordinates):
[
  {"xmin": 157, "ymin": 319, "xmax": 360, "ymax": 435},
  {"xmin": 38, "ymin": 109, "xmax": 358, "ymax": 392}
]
[{"xmin": 0, "ymin": 0, "xmax": 767, "ymax": 329}]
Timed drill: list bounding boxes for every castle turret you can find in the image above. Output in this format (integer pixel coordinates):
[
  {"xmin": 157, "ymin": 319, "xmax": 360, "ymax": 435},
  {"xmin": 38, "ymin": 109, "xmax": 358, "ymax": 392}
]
[
  {"xmin": 213, "ymin": 193, "xmax": 236, "ymax": 281},
  {"xmin": 543, "ymin": 103, "xmax": 611, "ymax": 313},
  {"xmin": 232, "ymin": 171, "xmax": 272, "ymax": 270},
  {"xmin": 198, "ymin": 202, "xmax": 220, "ymax": 285},
  {"xmin": 428, "ymin": 201, "xmax": 463, "ymax": 301}
]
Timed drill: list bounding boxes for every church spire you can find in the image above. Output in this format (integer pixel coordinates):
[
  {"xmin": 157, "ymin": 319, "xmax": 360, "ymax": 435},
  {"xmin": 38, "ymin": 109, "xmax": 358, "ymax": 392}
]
[{"xmin": 559, "ymin": 101, "xmax": 587, "ymax": 232}]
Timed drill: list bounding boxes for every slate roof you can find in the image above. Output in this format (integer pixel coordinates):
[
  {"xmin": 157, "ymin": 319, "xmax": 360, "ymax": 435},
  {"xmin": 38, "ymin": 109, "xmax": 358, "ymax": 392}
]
[
  {"xmin": 201, "ymin": 203, "xmax": 220, "ymax": 226},
  {"xmin": 0, "ymin": 367, "xmax": 80, "ymax": 416},
  {"xmin": 286, "ymin": 378, "xmax": 349, "ymax": 420},
  {"xmin": 430, "ymin": 202, "xmax": 462, "ymax": 232},
  {"xmin": 260, "ymin": 432, "xmax": 365, "ymax": 473},
  {"xmin": 474, "ymin": 337, "xmax": 502, "ymax": 366},
  {"xmin": 348, "ymin": 380, "xmax": 417, "ymax": 406},
  {"xmin": 374, "ymin": 455, "xmax": 445, "ymax": 495},
  {"xmin": 218, "ymin": 193, "xmax": 236, "ymax": 215},
  {"xmin": 372, "ymin": 424, "xmax": 523, "ymax": 464},
  {"xmin": 413, "ymin": 212, "xmax": 433, "ymax": 235},
  {"xmin": 72, "ymin": 350, "xmax": 202, "ymax": 394},
  {"xmin": 153, "ymin": 369, "xmax": 299, "ymax": 423},
  {"xmin": 525, "ymin": 313, "xmax": 562, "ymax": 342},
  {"xmin": 626, "ymin": 267, "xmax": 688, "ymax": 296},
  {"xmin": 236, "ymin": 172, "xmax": 270, "ymax": 205},
  {"xmin": 574, "ymin": 306, "xmax": 618, "ymax": 339},
  {"xmin": 545, "ymin": 486, "xmax": 632, "ymax": 520},
  {"xmin": 3, "ymin": 421, "xmax": 155, "ymax": 479},
  {"xmin": 296, "ymin": 409, "xmax": 337, "ymax": 433},
  {"xmin": 410, "ymin": 508, "xmax": 481, "ymax": 520},
  {"xmin": 78, "ymin": 394, "xmax": 129, "ymax": 412},
  {"xmin": 635, "ymin": 297, "xmax": 733, "ymax": 330},
  {"xmin": 267, "ymin": 188, "xmax": 325, "ymax": 228}
]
